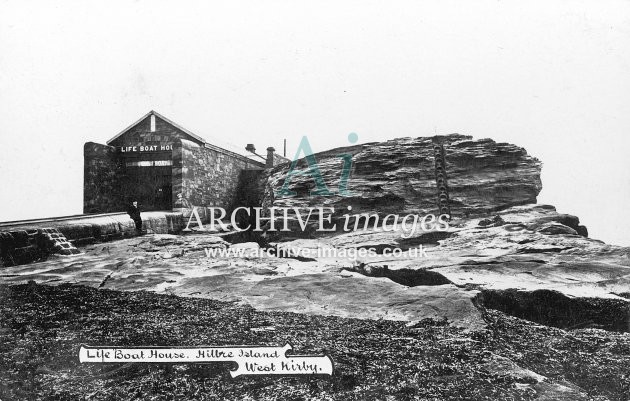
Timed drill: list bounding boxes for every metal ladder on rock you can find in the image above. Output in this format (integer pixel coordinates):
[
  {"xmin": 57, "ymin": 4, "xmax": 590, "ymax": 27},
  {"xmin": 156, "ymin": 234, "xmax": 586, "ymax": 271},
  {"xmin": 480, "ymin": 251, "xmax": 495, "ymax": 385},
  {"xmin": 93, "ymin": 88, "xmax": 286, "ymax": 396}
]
[{"xmin": 432, "ymin": 141, "xmax": 451, "ymax": 218}]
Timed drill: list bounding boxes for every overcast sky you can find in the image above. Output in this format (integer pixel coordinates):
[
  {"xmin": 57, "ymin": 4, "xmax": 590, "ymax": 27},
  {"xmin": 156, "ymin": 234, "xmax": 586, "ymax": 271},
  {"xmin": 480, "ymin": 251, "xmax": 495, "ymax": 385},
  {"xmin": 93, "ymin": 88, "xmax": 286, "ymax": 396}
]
[{"xmin": 0, "ymin": 0, "xmax": 628, "ymax": 245}]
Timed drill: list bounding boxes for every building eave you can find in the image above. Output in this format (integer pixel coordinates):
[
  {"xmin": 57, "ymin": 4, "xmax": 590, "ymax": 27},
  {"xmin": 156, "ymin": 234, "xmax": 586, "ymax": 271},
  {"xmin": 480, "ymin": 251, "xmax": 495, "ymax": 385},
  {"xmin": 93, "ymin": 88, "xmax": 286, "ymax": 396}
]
[
  {"xmin": 105, "ymin": 110, "xmax": 265, "ymax": 167},
  {"xmin": 106, "ymin": 110, "xmax": 207, "ymax": 145}
]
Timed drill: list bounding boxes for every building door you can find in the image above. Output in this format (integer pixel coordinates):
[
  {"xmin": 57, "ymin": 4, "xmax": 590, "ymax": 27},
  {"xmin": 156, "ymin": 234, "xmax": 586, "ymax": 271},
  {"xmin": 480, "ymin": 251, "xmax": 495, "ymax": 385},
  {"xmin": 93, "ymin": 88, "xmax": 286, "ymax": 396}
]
[{"xmin": 123, "ymin": 163, "xmax": 173, "ymax": 211}]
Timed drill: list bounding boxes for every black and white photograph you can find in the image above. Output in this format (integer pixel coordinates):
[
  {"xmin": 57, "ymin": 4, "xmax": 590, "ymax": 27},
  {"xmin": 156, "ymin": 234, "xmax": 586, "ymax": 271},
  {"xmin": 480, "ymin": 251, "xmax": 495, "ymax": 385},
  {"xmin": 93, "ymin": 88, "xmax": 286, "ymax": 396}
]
[{"xmin": 1, "ymin": 1, "xmax": 629, "ymax": 400}]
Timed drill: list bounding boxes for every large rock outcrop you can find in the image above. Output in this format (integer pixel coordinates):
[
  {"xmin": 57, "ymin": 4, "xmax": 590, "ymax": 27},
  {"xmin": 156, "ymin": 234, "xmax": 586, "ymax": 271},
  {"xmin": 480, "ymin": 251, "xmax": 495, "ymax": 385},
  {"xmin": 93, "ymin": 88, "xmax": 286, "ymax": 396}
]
[
  {"xmin": 3, "ymin": 133, "xmax": 627, "ymax": 334},
  {"xmin": 2, "ymin": 133, "xmax": 629, "ymax": 399},
  {"xmin": 260, "ymin": 134, "xmax": 542, "ymax": 235}
]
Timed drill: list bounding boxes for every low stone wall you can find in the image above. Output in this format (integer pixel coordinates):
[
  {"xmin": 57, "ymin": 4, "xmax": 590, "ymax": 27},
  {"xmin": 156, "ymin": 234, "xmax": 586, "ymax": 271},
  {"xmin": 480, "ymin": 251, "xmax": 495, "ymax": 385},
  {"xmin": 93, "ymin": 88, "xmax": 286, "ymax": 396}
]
[
  {"xmin": 0, "ymin": 211, "xmax": 194, "ymax": 267},
  {"xmin": 52, "ymin": 212, "xmax": 186, "ymax": 245},
  {"xmin": 0, "ymin": 229, "xmax": 45, "ymax": 266},
  {"xmin": 0, "ymin": 208, "xmax": 233, "ymax": 267},
  {"xmin": 0, "ymin": 228, "xmax": 81, "ymax": 267}
]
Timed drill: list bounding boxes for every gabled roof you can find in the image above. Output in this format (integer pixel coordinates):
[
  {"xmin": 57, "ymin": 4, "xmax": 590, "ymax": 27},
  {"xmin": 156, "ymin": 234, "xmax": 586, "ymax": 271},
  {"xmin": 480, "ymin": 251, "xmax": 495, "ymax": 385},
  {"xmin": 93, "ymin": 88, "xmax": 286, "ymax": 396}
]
[
  {"xmin": 106, "ymin": 110, "xmax": 265, "ymax": 166},
  {"xmin": 106, "ymin": 110, "xmax": 206, "ymax": 145}
]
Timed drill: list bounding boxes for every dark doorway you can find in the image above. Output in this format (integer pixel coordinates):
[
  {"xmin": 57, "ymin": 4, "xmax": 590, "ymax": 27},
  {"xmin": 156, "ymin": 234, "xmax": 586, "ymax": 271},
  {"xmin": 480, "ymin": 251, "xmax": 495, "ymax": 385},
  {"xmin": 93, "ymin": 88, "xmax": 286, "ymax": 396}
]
[{"xmin": 123, "ymin": 163, "xmax": 173, "ymax": 211}]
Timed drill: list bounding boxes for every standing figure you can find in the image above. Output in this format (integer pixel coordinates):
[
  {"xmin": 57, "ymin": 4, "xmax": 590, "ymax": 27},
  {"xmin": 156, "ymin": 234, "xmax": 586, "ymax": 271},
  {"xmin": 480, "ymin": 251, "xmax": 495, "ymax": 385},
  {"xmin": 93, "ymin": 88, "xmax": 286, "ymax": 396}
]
[
  {"xmin": 126, "ymin": 200, "xmax": 143, "ymax": 234},
  {"xmin": 176, "ymin": 193, "xmax": 192, "ymax": 209}
]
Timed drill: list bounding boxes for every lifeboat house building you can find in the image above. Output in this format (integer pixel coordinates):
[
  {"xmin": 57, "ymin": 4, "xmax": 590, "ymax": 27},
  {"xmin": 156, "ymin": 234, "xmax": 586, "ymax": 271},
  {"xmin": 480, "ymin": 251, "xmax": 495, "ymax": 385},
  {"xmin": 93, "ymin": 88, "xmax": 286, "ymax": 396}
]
[{"xmin": 83, "ymin": 111, "xmax": 277, "ymax": 214}]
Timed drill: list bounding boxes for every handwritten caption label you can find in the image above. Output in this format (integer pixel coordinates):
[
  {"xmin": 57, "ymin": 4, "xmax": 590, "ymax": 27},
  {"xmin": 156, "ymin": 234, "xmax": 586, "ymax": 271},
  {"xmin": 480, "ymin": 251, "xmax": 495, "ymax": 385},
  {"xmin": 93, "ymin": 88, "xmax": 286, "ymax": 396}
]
[{"xmin": 79, "ymin": 344, "xmax": 333, "ymax": 378}]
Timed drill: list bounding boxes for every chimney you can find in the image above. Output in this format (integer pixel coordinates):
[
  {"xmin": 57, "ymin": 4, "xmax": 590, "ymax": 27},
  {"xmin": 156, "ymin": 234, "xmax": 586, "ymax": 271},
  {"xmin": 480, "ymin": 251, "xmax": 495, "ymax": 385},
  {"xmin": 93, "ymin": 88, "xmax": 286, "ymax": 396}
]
[{"xmin": 266, "ymin": 147, "xmax": 275, "ymax": 168}]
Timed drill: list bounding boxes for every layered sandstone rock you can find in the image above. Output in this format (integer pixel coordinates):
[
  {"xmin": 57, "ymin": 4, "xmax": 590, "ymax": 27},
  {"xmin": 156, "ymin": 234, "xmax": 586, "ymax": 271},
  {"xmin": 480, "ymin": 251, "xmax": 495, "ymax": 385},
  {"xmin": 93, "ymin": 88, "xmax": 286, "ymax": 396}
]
[
  {"xmin": 3, "ymin": 133, "xmax": 628, "ymax": 334},
  {"xmin": 259, "ymin": 134, "xmax": 542, "ymax": 236}
]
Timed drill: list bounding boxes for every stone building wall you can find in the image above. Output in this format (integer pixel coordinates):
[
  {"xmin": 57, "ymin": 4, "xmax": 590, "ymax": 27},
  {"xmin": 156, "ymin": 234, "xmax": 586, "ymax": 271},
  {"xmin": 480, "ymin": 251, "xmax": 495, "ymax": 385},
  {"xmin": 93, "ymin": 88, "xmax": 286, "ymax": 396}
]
[
  {"xmin": 85, "ymin": 112, "xmax": 266, "ymax": 214},
  {"xmin": 83, "ymin": 142, "xmax": 124, "ymax": 213},
  {"xmin": 173, "ymin": 139, "xmax": 263, "ymax": 211}
]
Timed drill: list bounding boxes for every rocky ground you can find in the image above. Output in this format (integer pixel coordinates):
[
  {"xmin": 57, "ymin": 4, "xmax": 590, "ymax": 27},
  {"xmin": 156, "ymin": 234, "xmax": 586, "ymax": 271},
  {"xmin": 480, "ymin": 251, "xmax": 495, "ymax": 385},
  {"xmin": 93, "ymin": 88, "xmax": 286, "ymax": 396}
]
[
  {"xmin": 1, "ymin": 204, "xmax": 627, "ymax": 332},
  {"xmin": 0, "ymin": 203, "xmax": 629, "ymax": 399},
  {"xmin": 1, "ymin": 283, "xmax": 629, "ymax": 400},
  {"xmin": 2, "ymin": 135, "xmax": 629, "ymax": 399}
]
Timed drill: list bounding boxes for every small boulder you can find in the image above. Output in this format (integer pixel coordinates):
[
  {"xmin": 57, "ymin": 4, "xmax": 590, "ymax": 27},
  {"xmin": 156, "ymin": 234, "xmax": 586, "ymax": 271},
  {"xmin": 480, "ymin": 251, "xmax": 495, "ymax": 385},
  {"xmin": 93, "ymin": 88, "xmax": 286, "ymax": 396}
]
[
  {"xmin": 478, "ymin": 215, "xmax": 505, "ymax": 227},
  {"xmin": 536, "ymin": 222, "xmax": 578, "ymax": 236}
]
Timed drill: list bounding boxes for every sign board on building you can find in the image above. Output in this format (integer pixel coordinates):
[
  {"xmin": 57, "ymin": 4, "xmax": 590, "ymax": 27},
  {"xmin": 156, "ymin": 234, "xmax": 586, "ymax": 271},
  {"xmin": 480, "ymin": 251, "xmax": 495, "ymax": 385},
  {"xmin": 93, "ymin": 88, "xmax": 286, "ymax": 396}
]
[{"xmin": 120, "ymin": 144, "xmax": 173, "ymax": 152}]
